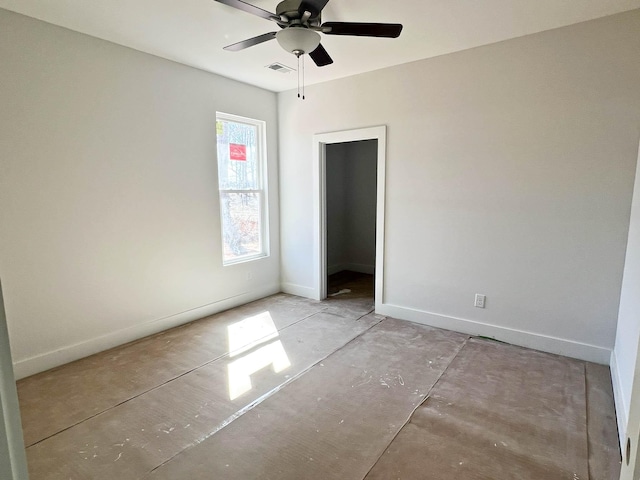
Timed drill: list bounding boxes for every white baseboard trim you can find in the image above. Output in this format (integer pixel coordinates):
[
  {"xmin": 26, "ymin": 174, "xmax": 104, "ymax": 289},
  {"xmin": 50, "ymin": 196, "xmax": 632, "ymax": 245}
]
[
  {"xmin": 343, "ymin": 263, "xmax": 375, "ymax": 275},
  {"xmin": 376, "ymin": 303, "xmax": 612, "ymax": 365},
  {"xmin": 610, "ymin": 349, "xmax": 628, "ymax": 452},
  {"xmin": 280, "ymin": 282, "xmax": 317, "ymax": 300},
  {"xmin": 12, "ymin": 283, "xmax": 281, "ymax": 380},
  {"xmin": 327, "ymin": 264, "xmax": 375, "ymax": 276},
  {"xmin": 327, "ymin": 264, "xmax": 346, "ymax": 276}
]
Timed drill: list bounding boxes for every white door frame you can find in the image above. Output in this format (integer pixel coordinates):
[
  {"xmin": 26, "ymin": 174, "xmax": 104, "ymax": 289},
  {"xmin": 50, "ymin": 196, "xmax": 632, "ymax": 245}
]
[
  {"xmin": 312, "ymin": 125, "xmax": 387, "ymax": 306},
  {"xmin": 0, "ymin": 280, "xmax": 30, "ymax": 480},
  {"xmin": 618, "ymin": 140, "xmax": 640, "ymax": 480},
  {"xmin": 619, "ymin": 335, "xmax": 640, "ymax": 480}
]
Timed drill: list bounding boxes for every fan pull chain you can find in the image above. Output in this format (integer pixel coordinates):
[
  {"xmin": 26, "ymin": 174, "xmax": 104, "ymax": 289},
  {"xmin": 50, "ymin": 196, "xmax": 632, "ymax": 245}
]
[
  {"xmin": 297, "ymin": 54, "xmax": 300, "ymax": 99},
  {"xmin": 295, "ymin": 52, "xmax": 307, "ymax": 101}
]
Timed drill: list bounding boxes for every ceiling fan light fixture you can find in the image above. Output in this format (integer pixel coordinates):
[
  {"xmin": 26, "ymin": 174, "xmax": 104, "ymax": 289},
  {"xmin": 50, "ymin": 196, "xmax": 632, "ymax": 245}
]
[{"xmin": 276, "ymin": 27, "xmax": 320, "ymax": 55}]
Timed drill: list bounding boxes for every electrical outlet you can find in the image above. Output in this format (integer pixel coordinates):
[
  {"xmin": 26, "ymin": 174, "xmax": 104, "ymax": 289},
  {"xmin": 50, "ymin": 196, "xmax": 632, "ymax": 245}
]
[{"xmin": 474, "ymin": 294, "xmax": 486, "ymax": 308}]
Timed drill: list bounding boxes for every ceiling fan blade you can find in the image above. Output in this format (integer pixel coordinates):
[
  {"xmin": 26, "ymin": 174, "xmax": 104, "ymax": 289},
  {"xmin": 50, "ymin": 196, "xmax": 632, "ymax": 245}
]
[
  {"xmin": 309, "ymin": 44, "xmax": 333, "ymax": 67},
  {"xmin": 214, "ymin": 0, "xmax": 279, "ymax": 22},
  {"xmin": 299, "ymin": 0, "xmax": 330, "ymax": 18},
  {"xmin": 322, "ymin": 22, "xmax": 403, "ymax": 38},
  {"xmin": 223, "ymin": 32, "xmax": 277, "ymax": 51}
]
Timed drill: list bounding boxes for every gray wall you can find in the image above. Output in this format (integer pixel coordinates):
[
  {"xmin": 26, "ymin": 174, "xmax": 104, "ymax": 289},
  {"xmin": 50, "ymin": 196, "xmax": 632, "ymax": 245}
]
[
  {"xmin": 279, "ymin": 10, "xmax": 640, "ymax": 363},
  {"xmin": 326, "ymin": 140, "xmax": 377, "ymax": 275},
  {"xmin": 0, "ymin": 9, "xmax": 280, "ymax": 378},
  {"xmin": 326, "ymin": 143, "xmax": 348, "ymax": 273}
]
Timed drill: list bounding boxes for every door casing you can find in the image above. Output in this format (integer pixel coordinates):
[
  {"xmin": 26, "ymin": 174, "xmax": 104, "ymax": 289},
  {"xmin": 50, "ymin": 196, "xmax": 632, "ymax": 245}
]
[
  {"xmin": 0, "ymin": 280, "xmax": 30, "ymax": 480},
  {"xmin": 312, "ymin": 126, "xmax": 387, "ymax": 305}
]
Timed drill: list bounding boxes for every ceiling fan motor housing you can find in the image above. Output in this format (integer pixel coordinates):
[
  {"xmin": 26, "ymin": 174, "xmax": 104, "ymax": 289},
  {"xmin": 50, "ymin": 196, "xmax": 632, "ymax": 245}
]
[{"xmin": 276, "ymin": 0, "xmax": 321, "ymax": 21}]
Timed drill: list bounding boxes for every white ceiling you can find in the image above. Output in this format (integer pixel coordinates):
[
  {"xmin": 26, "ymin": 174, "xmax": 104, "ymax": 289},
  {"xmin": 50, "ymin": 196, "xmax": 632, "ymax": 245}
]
[{"xmin": 1, "ymin": 0, "xmax": 639, "ymax": 92}]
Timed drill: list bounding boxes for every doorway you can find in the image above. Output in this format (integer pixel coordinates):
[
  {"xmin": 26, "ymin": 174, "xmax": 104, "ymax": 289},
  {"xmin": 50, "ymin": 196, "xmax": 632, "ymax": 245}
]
[
  {"xmin": 312, "ymin": 126, "xmax": 387, "ymax": 306},
  {"xmin": 325, "ymin": 140, "xmax": 377, "ymax": 299}
]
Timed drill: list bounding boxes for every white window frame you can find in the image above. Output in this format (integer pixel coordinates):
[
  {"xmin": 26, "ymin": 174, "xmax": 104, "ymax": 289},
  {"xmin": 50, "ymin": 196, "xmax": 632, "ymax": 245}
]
[{"xmin": 216, "ymin": 112, "xmax": 269, "ymax": 265}]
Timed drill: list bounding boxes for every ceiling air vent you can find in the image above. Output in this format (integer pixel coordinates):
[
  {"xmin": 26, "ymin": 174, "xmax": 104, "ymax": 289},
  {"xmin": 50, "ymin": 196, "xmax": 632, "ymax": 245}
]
[{"xmin": 265, "ymin": 62, "xmax": 295, "ymax": 73}]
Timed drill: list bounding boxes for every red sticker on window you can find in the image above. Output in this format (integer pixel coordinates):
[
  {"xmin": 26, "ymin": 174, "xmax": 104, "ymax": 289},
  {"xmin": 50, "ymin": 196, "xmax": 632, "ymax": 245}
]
[{"xmin": 229, "ymin": 143, "xmax": 247, "ymax": 161}]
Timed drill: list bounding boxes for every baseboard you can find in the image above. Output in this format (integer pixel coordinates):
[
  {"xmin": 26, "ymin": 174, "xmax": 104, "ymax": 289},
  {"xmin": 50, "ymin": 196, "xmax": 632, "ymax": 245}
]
[
  {"xmin": 327, "ymin": 264, "xmax": 347, "ymax": 276},
  {"xmin": 376, "ymin": 303, "xmax": 612, "ymax": 365},
  {"xmin": 343, "ymin": 263, "xmax": 375, "ymax": 275},
  {"xmin": 280, "ymin": 282, "xmax": 317, "ymax": 300},
  {"xmin": 12, "ymin": 283, "xmax": 281, "ymax": 380},
  {"xmin": 327, "ymin": 264, "xmax": 375, "ymax": 276},
  {"xmin": 610, "ymin": 349, "xmax": 628, "ymax": 452}
]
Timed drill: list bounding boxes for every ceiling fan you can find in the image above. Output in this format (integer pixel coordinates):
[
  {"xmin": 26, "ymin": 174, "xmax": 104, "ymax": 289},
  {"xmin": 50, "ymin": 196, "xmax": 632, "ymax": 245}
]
[{"xmin": 214, "ymin": 0, "xmax": 403, "ymax": 67}]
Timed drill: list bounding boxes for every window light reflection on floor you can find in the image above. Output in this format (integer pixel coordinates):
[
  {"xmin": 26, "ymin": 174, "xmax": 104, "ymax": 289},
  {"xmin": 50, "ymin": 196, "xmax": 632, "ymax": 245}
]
[{"xmin": 227, "ymin": 312, "xmax": 291, "ymax": 400}]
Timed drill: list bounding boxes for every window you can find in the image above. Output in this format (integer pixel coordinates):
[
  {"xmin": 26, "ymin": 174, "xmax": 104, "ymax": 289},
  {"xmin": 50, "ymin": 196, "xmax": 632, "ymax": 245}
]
[{"xmin": 216, "ymin": 113, "xmax": 269, "ymax": 264}]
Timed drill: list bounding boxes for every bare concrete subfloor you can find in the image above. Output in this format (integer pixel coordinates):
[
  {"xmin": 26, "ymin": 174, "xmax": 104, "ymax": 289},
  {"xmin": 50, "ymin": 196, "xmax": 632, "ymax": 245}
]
[{"xmin": 18, "ymin": 272, "xmax": 621, "ymax": 479}]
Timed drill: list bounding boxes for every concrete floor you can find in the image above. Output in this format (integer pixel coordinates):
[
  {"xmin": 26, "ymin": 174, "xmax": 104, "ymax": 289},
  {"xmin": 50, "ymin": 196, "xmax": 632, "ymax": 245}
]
[{"xmin": 18, "ymin": 272, "xmax": 621, "ymax": 479}]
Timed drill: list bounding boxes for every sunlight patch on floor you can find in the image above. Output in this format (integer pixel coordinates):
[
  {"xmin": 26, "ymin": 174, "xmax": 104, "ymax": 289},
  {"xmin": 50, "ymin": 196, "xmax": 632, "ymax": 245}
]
[{"xmin": 227, "ymin": 312, "xmax": 291, "ymax": 400}]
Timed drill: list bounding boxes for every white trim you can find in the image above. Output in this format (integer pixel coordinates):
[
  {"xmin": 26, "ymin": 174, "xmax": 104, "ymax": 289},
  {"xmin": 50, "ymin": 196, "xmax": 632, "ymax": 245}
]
[
  {"xmin": 327, "ymin": 263, "xmax": 376, "ymax": 276},
  {"xmin": 280, "ymin": 282, "xmax": 317, "ymax": 299},
  {"xmin": 216, "ymin": 111, "xmax": 270, "ymax": 266},
  {"xmin": 346, "ymin": 263, "xmax": 376, "ymax": 275},
  {"xmin": 326, "ymin": 264, "xmax": 346, "ymax": 276},
  {"xmin": 13, "ymin": 283, "xmax": 280, "ymax": 380},
  {"xmin": 0, "ymin": 280, "xmax": 29, "ymax": 480},
  {"xmin": 611, "ymin": 348, "xmax": 628, "ymax": 452},
  {"xmin": 376, "ymin": 302, "xmax": 611, "ymax": 364},
  {"xmin": 312, "ymin": 126, "xmax": 387, "ymax": 303}
]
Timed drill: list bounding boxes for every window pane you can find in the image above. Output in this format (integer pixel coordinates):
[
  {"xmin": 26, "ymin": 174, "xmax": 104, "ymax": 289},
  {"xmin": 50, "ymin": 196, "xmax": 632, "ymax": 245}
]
[
  {"xmin": 216, "ymin": 113, "xmax": 268, "ymax": 265},
  {"xmin": 216, "ymin": 120, "xmax": 259, "ymax": 190},
  {"xmin": 220, "ymin": 192, "xmax": 262, "ymax": 262}
]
